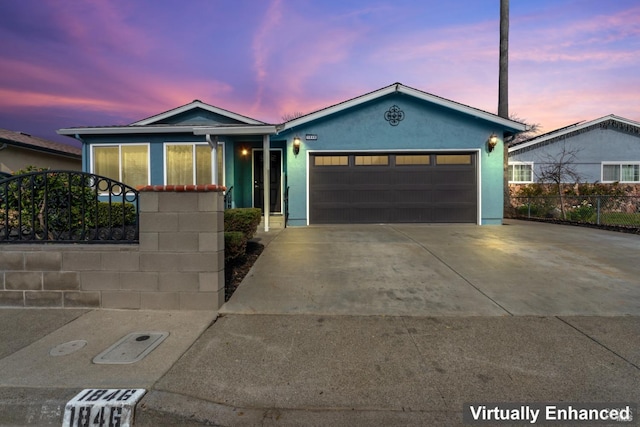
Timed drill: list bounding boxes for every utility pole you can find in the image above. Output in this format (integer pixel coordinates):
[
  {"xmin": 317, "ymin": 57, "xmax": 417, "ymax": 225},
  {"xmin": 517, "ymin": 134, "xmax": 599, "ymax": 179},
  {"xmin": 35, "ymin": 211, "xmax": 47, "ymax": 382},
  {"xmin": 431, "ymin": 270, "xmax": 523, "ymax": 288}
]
[
  {"xmin": 499, "ymin": 0, "xmax": 511, "ymax": 218},
  {"xmin": 498, "ymin": 0, "xmax": 509, "ymax": 118}
]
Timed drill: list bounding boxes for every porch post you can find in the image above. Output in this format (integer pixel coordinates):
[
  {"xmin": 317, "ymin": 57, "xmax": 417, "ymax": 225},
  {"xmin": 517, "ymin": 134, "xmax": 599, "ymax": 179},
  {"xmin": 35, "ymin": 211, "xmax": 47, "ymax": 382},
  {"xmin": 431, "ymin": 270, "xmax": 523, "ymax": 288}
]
[{"xmin": 262, "ymin": 134, "xmax": 270, "ymax": 232}]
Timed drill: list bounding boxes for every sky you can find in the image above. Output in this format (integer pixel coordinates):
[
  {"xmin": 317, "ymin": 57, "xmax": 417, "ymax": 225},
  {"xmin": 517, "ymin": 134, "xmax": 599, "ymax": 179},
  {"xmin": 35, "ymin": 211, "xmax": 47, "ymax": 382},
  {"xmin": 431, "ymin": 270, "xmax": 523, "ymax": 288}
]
[{"xmin": 1, "ymin": 0, "xmax": 639, "ymax": 147}]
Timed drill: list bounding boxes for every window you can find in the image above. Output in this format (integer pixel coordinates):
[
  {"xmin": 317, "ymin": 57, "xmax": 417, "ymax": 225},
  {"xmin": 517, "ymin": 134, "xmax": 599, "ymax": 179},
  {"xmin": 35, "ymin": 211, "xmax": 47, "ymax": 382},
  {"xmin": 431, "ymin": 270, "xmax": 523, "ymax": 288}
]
[
  {"xmin": 396, "ymin": 155, "xmax": 430, "ymax": 165},
  {"xmin": 436, "ymin": 154, "xmax": 472, "ymax": 165},
  {"xmin": 314, "ymin": 156, "xmax": 348, "ymax": 166},
  {"xmin": 165, "ymin": 143, "xmax": 219, "ymax": 185},
  {"xmin": 602, "ymin": 163, "xmax": 640, "ymax": 182},
  {"xmin": 355, "ymin": 155, "xmax": 389, "ymax": 166},
  {"xmin": 93, "ymin": 144, "xmax": 149, "ymax": 188},
  {"xmin": 508, "ymin": 162, "xmax": 533, "ymax": 183}
]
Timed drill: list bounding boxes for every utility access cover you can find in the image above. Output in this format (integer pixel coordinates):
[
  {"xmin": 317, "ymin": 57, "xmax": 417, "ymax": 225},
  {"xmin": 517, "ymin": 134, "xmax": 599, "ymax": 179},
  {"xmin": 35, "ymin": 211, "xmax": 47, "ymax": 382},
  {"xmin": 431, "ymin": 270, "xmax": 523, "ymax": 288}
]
[{"xmin": 93, "ymin": 331, "xmax": 168, "ymax": 365}]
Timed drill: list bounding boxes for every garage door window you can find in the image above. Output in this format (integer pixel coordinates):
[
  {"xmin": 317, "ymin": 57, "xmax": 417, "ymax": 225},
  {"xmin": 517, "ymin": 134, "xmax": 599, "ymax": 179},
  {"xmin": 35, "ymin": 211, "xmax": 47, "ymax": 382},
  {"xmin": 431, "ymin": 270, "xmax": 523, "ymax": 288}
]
[
  {"xmin": 315, "ymin": 156, "xmax": 349, "ymax": 166},
  {"xmin": 396, "ymin": 155, "xmax": 431, "ymax": 165},
  {"xmin": 436, "ymin": 154, "xmax": 472, "ymax": 165},
  {"xmin": 355, "ymin": 155, "xmax": 389, "ymax": 166}
]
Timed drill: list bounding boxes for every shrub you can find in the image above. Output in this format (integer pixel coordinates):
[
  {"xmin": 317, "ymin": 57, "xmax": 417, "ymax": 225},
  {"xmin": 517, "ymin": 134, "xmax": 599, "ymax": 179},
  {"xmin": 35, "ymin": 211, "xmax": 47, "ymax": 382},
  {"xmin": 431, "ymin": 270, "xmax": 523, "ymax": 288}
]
[
  {"xmin": 224, "ymin": 231, "xmax": 247, "ymax": 263},
  {"xmin": 224, "ymin": 208, "xmax": 261, "ymax": 239},
  {"xmin": 91, "ymin": 202, "xmax": 137, "ymax": 227},
  {"xmin": 567, "ymin": 200, "xmax": 595, "ymax": 222}
]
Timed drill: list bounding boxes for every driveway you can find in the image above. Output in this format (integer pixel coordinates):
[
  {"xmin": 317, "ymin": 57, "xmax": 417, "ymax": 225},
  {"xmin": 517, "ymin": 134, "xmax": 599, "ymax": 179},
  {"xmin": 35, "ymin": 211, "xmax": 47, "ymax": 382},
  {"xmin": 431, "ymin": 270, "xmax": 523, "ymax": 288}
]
[{"xmin": 221, "ymin": 220, "xmax": 640, "ymax": 316}]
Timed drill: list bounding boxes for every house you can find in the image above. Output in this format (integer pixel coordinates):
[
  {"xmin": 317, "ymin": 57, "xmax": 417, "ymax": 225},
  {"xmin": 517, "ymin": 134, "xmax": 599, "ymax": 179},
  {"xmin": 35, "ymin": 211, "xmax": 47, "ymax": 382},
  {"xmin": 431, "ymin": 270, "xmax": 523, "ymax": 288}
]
[
  {"xmin": 0, "ymin": 128, "xmax": 81, "ymax": 175},
  {"xmin": 58, "ymin": 83, "xmax": 526, "ymax": 227},
  {"xmin": 508, "ymin": 115, "xmax": 640, "ymax": 189}
]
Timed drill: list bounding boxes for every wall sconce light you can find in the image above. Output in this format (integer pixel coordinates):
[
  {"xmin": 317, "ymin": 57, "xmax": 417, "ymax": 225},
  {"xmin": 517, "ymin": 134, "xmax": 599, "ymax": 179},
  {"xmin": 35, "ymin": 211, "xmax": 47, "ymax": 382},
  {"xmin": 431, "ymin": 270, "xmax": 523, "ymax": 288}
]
[
  {"xmin": 241, "ymin": 147, "xmax": 249, "ymax": 157},
  {"xmin": 487, "ymin": 134, "xmax": 498, "ymax": 152},
  {"xmin": 293, "ymin": 137, "xmax": 301, "ymax": 155}
]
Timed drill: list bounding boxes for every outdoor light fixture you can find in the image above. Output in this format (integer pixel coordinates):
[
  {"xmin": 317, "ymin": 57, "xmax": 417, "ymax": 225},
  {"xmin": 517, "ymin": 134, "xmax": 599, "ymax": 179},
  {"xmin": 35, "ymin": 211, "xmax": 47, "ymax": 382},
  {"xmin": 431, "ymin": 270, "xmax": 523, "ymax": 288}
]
[
  {"xmin": 241, "ymin": 148, "xmax": 249, "ymax": 156},
  {"xmin": 487, "ymin": 134, "xmax": 498, "ymax": 152},
  {"xmin": 293, "ymin": 137, "xmax": 301, "ymax": 155}
]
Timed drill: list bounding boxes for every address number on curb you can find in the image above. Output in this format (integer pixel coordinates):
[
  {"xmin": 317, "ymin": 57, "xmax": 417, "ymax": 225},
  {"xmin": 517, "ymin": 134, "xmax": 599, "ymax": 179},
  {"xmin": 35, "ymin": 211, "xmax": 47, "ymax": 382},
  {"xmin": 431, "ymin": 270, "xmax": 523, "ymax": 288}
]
[{"xmin": 63, "ymin": 388, "xmax": 146, "ymax": 427}]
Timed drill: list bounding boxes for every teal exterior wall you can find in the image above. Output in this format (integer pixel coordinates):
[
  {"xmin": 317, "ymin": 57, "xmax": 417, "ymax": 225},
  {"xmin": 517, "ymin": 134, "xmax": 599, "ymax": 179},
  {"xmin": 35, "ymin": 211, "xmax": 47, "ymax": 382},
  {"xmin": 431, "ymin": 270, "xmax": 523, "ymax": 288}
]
[
  {"xmin": 75, "ymin": 93, "xmax": 517, "ymax": 226},
  {"xmin": 275, "ymin": 93, "xmax": 506, "ymax": 225}
]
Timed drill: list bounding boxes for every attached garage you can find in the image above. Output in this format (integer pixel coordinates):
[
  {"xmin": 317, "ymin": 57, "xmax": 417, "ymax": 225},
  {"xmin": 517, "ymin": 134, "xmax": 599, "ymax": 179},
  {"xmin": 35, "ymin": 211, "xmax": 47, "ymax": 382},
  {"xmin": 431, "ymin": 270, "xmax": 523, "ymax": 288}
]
[{"xmin": 309, "ymin": 152, "xmax": 478, "ymax": 224}]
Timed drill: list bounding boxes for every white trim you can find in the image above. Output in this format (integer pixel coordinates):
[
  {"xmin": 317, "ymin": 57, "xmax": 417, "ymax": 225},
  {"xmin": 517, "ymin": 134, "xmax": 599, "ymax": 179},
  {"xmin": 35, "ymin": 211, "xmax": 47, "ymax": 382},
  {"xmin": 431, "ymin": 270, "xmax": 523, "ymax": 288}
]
[
  {"xmin": 251, "ymin": 148, "xmax": 284, "ymax": 215},
  {"xmin": 132, "ymin": 100, "xmax": 265, "ymax": 125},
  {"xmin": 601, "ymin": 161, "xmax": 640, "ymax": 183},
  {"xmin": 283, "ymin": 83, "xmax": 527, "ymax": 132},
  {"xmin": 162, "ymin": 142, "xmax": 216, "ymax": 185},
  {"xmin": 58, "ymin": 125, "xmax": 277, "ymax": 136},
  {"xmin": 507, "ymin": 161, "xmax": 534, "ymax": 183},
  {"xmin": 305, "ymin": 148, "xmax": 482, "ymax": 225},
  {"xmin": 193, "ymin": 125, "xmax": 277, "ymax": 135},
  {"xmin": 90, "ymin": 142, "xmax": 151, "ymax": 189}
]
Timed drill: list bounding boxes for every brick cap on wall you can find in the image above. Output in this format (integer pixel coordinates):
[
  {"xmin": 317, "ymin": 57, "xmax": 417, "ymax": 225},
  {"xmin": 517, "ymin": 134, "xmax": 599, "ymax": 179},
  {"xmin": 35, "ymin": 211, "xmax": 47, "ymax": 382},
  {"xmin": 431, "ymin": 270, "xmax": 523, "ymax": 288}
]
[{"xmin": 138, "ymin": 184, "xmax": 226, "ymax": 192}]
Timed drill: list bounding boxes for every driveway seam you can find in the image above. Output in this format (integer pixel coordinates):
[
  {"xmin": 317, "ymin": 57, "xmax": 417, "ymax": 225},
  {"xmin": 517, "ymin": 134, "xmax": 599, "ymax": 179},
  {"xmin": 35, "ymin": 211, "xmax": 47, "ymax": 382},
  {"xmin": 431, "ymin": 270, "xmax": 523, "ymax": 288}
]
[
  {"xmin": 389, "ymin": 226, "xmax": 513, "ymax": 316},
  {"xmin": 556, "ymin": 316, "xmax": 640, "ymax": 371}
]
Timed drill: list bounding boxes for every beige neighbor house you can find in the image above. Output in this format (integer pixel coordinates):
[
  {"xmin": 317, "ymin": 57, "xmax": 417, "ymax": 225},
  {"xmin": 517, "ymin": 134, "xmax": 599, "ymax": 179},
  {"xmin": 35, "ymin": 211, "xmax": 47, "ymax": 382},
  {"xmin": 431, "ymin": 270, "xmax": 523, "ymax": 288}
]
[{"xmin": 0, "ymin": 128, "xmax": 81, "ymax": 176}]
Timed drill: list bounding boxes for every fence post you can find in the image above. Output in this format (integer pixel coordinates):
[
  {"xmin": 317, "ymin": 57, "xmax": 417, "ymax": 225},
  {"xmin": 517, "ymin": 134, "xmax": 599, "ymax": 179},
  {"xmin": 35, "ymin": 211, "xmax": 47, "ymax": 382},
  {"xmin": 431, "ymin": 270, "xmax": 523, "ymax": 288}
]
[{"xmin": 596, "ymin": 196, "xmax": 601, "ymax": 225}]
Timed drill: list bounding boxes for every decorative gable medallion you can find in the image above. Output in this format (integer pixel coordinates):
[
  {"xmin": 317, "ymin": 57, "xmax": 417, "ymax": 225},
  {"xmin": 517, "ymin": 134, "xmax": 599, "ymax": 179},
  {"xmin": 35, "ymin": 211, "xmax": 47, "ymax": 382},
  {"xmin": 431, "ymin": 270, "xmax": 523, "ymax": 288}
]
[{"xmin": 384, "ymin": 105, "xmax": 405, "ymax": 126}]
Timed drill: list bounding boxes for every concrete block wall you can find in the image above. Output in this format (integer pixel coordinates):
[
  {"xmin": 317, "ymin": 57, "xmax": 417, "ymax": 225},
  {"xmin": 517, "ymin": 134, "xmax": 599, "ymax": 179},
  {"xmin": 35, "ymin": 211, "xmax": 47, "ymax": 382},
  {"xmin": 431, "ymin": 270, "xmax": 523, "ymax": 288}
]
[{"xmin": 0, "ymin": 185, "xmax": 226, "ymax": 310}]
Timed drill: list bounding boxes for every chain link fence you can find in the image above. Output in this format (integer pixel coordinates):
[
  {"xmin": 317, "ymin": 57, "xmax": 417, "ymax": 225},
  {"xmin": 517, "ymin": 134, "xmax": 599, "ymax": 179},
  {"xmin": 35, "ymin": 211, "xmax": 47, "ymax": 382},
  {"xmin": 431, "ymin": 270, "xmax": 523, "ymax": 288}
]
[{"xmin": 511, "ymin": 195, "xmax": 640, "ymax": 227}]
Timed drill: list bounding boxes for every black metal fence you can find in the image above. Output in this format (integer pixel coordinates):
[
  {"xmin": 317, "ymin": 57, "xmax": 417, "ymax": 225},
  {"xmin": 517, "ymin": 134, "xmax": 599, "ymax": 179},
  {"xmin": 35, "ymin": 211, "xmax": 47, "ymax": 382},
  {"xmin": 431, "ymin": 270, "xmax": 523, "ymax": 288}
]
[
  {"xmin": 512, "ymin": 195, "xmax": 640, "ymax": 227},
  {"xmin": 0, "ymin": 170, "xmax": 139, "ymax": 243}
]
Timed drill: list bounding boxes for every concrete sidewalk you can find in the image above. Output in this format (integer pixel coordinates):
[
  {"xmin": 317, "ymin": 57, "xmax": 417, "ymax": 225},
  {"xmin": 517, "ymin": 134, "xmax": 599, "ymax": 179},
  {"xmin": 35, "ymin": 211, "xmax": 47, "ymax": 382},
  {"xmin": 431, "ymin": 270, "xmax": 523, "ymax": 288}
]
[{"xmin": 1, "ymin": 311, "xmax": 638, "ymax": 426}]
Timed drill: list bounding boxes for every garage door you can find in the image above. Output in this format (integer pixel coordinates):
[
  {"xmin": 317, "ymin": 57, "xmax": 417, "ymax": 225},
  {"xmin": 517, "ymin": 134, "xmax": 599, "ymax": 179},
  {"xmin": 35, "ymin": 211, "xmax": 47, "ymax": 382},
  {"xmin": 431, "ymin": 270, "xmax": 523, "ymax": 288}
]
[{"xmin": 309, "ymin": 152, "xmax": 477, "ymax": 224}]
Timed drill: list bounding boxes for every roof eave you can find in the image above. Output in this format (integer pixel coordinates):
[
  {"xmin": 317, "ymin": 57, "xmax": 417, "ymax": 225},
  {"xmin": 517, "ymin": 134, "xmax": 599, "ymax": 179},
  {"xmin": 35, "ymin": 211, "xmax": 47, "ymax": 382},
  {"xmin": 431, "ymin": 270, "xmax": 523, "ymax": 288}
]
[
  {"xmin": 508, "ymin": 114, "xmax": 639, "ymax": 153},
  {"xmin": 281, "ymin": 83, "xmax": 527, "ymax": 132},
  {"xmin": 193, "ymin": 126, "xmax": 277, "ymax": 135},
  {"xmin": 58, "ymin": 125, "xmax": 278, "ymax": 137}
]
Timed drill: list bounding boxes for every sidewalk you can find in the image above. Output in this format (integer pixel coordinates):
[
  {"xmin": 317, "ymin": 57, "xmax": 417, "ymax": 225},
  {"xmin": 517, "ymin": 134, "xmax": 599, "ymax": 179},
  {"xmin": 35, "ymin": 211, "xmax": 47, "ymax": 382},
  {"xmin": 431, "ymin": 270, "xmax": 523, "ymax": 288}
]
[{"xmin": 0, "ymin": 310, "xmax": 638, "ymax": 426}]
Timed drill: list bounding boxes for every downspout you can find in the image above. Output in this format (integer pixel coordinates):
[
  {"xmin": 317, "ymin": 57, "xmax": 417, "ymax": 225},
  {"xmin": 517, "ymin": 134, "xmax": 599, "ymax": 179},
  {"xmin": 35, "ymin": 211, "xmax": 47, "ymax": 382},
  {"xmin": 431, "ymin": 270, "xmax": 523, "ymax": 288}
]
[{"xmin": 206, "ymin": 134, "xmax": 218, "ymax": 185}]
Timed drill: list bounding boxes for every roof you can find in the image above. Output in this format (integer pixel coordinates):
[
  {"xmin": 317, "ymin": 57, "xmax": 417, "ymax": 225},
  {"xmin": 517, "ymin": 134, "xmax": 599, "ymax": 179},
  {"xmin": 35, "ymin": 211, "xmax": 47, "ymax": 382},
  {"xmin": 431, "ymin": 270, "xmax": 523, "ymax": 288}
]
[
  {"xmin": 58, "ymin": 99, "xmax": 271, "ymax": 137},
  {"xmin": 0, "ymin": 128, "xmax": 81, "ymax": 158},
  {"xmin": 58, "ymin": 123, "xmax": 277, "ymax": 136},
  {"xmin": 131, "ymin": 99, "xmax": 265, "ymax": 126},
  {"xmin": 281, "ymin": 82, "xmax": 528, "ymax": 133},
  {"xmin": 509, "ymin": 114, "xmax": 640, "ymax": 154}
]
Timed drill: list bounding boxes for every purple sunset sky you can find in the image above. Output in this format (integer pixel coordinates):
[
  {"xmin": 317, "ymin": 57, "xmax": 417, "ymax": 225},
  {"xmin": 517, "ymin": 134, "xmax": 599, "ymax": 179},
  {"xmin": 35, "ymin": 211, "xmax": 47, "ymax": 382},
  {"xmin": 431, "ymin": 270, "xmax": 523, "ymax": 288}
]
[{"xmin": 1, "ymin": 0, "xmax": 639, "ymax": 146}]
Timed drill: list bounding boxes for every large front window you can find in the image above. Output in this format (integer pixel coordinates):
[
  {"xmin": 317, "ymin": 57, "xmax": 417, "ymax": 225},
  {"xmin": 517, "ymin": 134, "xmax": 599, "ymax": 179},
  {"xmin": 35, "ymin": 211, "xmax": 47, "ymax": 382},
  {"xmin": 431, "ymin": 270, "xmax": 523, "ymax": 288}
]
[
  {"xmin": 165, "ymin": 143, "xmax": 224, "ymax": 185},
  {"xmin": 508, "ymin": 162, "xmax": 533, "ymax": 183},
  {"xmin": 602, "ymin": 163, "xmax": 640, "ymax": 183},
  {"xmin": 93, "ymin": 144, "xmax": 149, "ymax": 188}
]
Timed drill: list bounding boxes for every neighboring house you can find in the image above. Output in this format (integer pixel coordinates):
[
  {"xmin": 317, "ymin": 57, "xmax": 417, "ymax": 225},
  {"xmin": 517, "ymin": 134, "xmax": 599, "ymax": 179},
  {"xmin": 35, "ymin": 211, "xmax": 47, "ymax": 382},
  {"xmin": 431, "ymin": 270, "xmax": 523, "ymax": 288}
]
[
  {"xmin": 508, "ymin": 115, "xmax": 640, "ymax": 188},
  {"xmin": 58, "ymin": 83, "xmax": 526, "ymax": 227},
  {"xmin": 0, "ymin": 128, "xmax": 81, "ymax": 174}
]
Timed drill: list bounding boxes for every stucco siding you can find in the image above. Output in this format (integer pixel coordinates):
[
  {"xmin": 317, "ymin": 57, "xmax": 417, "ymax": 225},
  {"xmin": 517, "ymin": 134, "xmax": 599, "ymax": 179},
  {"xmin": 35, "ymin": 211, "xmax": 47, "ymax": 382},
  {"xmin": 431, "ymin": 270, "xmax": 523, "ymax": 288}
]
[{"xmin": 277, "ymin": 94, "xmax": 504, "ymax": 225}]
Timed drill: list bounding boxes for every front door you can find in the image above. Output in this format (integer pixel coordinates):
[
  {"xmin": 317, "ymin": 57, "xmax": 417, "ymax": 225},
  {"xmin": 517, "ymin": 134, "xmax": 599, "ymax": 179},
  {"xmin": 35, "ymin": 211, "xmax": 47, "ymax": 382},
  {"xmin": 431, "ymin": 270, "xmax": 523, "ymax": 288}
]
[{"xmin": 253, "ymin": 150, "xmax": 282, "ymax": 213}]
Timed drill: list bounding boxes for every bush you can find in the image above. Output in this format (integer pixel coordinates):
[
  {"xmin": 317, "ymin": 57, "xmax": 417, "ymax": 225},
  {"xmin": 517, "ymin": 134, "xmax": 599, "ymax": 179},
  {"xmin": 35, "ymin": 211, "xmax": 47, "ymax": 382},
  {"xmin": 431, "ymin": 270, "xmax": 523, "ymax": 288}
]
[
  {"xmin": 91, "ymin": 202, "xmax": 137, "ymax": 227},
  {"xmin": 224, "ymin": 231, "xmax": 247, "ymax": 263},
  {"xmin": 567, "ymin": 200, "xmax": 595, "ymax": 222},
  {"xmin": 224, "ymin": 208, "xmax": 261, "ymax": 239}
]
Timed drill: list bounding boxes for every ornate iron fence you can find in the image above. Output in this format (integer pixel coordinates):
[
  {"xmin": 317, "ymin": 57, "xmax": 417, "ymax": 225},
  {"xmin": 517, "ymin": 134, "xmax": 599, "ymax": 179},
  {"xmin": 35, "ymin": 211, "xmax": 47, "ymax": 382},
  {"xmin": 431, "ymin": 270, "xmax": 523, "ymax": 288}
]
[
  {"xmin": 512, "ymin": 195, "xmax": 640, "ymax": 227},
  {"xmin": 0, "ymin": 170, "xmax": 139, "ymax": 243},
  {"xmin": 224, "ymin": 186, "xmax": 233, "ymax": 210}
]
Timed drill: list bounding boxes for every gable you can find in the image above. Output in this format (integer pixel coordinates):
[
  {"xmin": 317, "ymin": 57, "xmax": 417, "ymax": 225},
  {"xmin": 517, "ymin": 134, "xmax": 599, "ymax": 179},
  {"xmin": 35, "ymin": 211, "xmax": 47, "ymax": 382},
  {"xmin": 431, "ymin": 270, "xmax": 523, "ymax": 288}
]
[
  {"xmin": 282, "ymin": 83, "xmax": 527, "ymax": 135},
  {"xmin": 152, "ymin": 108, "xmax": 252, "ymax": 126},
  {"xmin": 131, "ymin": 100, "xmax": 265, "ymax": 126}
]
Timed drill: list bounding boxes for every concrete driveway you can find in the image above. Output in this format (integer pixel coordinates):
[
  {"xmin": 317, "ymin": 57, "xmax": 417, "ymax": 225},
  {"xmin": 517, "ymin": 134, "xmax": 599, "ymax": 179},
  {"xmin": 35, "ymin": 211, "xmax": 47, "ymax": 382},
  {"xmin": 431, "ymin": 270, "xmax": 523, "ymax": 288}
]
[{"xmin": 221, "ymin": 220, "xmax": 640, "ymax": 316}]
